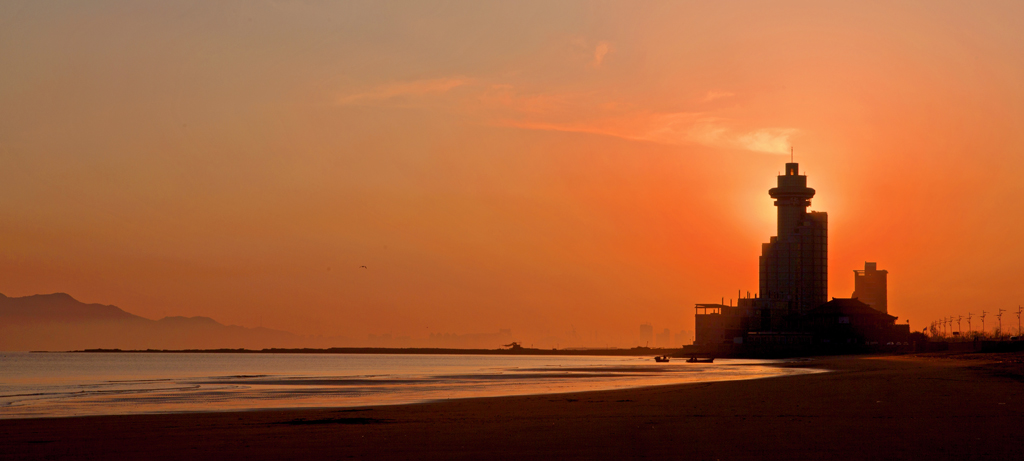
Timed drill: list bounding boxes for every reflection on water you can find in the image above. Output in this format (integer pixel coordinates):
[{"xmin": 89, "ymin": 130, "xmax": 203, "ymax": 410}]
[{"xmin": 0, "ymin": 352, "xmax": 820, "ymax": 419}]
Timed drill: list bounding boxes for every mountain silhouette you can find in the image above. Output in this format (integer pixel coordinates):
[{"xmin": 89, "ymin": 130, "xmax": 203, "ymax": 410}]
[
  {"xmin": 0, "ymin": 293, "xmax": 310, "ymax": 351},
  {"xmin": 0, "ymin": 293, "xmax": 137, "ymax": 322}
]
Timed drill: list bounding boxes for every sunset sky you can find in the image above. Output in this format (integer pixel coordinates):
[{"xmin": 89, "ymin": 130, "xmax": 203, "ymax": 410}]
[{"xmin": 2, "ymin": 1, "xmax": 1023, "ymax": 346}]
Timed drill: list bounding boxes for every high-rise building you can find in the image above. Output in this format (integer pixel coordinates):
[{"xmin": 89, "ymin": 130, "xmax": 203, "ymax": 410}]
[
  {"xmin": 655, "ymin": 328, "xmax": 671, "ymax": 348},
  {"xmin": 639, "ymin": 323, "xmax": 654, "ymax": 347},
  {"xmin": 759, "ymin": 163, "xmax": 828, "ymax": 320},
  {"xmin": 673, "ymin": 330, "xmax": 694, "ymax": 346},
  {"xmin": 852, "ymin": 262, "xmax": 888, "ymax": 313}
]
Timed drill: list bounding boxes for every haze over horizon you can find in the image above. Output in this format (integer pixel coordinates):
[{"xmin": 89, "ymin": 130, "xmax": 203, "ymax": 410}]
[{"xmin": 2, "ymin": 1, "xmax": 1023, "ymax": 348}]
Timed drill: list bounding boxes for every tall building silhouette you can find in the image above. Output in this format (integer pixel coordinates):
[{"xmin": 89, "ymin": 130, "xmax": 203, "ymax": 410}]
[
  {"xmin": 758, "ymin": 163, "xmax": 827, "ymax": 319},
  {"xmin": 852, "ymin": 262, "xmax": 888, "ymax": 313},
  {"xmin": 691, "ymin": 162, "xmax": 907, "ymax": 349},
  {"xmin": 639, "ymin": 323, "xmax": 653, "ymax": 346}
]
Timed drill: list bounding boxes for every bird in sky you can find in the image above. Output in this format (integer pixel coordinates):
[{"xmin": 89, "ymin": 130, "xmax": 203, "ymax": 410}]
[{"xmin": 359, "ymin": 266, "xmax": 367, "ymax": 269}]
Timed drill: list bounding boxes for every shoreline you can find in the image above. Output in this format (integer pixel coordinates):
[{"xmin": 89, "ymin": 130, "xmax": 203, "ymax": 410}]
[
  {"xmin": 58, "ymin": 346, "xmax": 687, "ymax": 356},
  {"xmin": 1, "ymin": 355, "xmax": 809, "ymax": 420},
  {"xmin": 3, "ymin": 353, "xmax": 1022, "ymax": 460},
  {"xmin": 0, "ymin": 363, "xmax": 817, "ymax": 422}
]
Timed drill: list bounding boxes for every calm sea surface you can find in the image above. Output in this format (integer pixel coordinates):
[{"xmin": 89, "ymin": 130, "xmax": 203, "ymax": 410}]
[{"xmin": 0, "ymin": 352, "xmax": 820, "ymax": 419}]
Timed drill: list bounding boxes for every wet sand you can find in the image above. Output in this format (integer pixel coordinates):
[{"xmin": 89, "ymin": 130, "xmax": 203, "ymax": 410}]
[{"xmin": 2, "ymin": 353, "xmax": 1022, "ymax": 460}]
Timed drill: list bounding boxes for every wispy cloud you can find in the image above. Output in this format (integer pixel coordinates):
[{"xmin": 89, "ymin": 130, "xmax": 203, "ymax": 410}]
[
  {"xmin": 645, "ymin": 115, "xmax": 795, "ymax": 154},
  {"xmin": 592, "ymin": 41, "xmax": 611, "ymax": 67},
  {"xmin": 334, "ymin": 76, "xmax": 794, "ymax": 155},
  {"xmin": 478, "ymin": 84, "xmax": 571, "ymax": 115},
  {"xmin": 703, "ymin": 90, "xmax": 736, "ymax": 102},
  {"xmin": 735, "ymin": 128, "xmax": 798, "ymax": 154},
  {"xmin": 337, "ymin": 77, "xmax": 471, "ymax": 105},
  {"xmin": 478, "ymin": 86, "xmax": 795, "ymax": 154},
  {"xmin": 635, "ymin": 115, "xmax": 796, "ymax": 154}
]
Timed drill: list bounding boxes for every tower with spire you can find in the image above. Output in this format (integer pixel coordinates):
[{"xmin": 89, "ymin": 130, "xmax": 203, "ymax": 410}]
[
  {"xmin": 690, "ymin": 160, "xmax": 911, "ymax": 349},
  {"xmin": 758, "ymin": 162, "xmax": 828, "ymax": 326}
]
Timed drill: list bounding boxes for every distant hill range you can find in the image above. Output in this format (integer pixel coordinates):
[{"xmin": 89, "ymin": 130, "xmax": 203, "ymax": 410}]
[{"xmin": 0, "ymin": 293, "xmax": 313, "ymax": 351}]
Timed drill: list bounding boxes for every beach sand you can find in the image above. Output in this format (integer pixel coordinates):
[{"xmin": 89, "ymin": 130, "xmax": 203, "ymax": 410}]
[{"xmin": 2, "ymin": 353, "xmax": 1022, "ymax": 460}]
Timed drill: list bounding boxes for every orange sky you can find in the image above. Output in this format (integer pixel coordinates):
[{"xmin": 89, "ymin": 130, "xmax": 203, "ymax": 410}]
[{"xmin": 2, "ymin": 1, "xmax": 1023, "ymax": 346}]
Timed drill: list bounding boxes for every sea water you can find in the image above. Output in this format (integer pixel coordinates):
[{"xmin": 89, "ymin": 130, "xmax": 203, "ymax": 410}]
[{"xmin": 0, "ymin": 352, "xmax": 819, "ymax": 419}]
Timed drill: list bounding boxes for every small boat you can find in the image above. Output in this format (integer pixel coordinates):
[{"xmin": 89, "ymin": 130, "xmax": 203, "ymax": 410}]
[
  {"xmin": 654, "ymin": 355, "xmax": 670, "ymax": 362},
  {"xmin": 686, "ymin": 357, "xmax": 714, "ymax": 363}
]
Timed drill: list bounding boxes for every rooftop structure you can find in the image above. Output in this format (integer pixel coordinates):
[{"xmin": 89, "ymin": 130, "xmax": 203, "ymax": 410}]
[{"xmin": 805, "ymin": 298, "xmax": 905, "ymax": 344}]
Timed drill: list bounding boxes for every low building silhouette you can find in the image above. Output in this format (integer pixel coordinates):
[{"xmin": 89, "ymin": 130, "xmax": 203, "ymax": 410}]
[
  {"xmin": 695, "ymin": 298, "xmax": 758, "ymax": 346},
  {"xmin": 694, "ymin": 304, "xmax": 727, "ymax": 345},
  {"xmin": 804, "ymin": 298, "xmax": 907, "ymax": 344}
]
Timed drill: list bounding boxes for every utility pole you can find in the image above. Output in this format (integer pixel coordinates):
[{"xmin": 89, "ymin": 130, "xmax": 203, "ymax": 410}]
[
  {"xmin": 957, "ymin": 315, "xmax": 962, "ymax": 336},
  {"xmin": 997, "ymin": 308, "xmax": 1006, "ymax": 338},
  {"xmin": 981, "ymin": 310, "xmax": 987, "ymax": 336},
  {"xmin": 967, "ymin": 313, "xmax": 973, "ymax": 337},
  {"xmin": 1017, "ymin": 306, "xmax": 1022, "ymax": 337}
]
